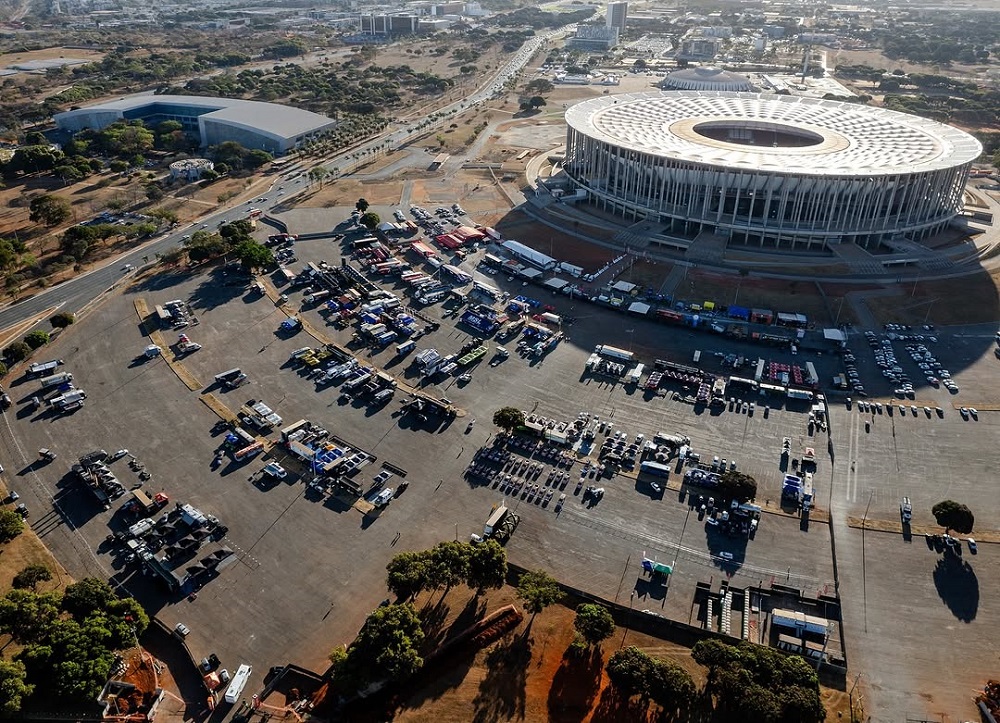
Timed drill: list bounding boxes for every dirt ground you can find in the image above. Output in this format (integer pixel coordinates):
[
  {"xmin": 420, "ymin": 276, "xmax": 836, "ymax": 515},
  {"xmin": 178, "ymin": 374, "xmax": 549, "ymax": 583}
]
[
  {"xmin": 682, "ymin": 270, "xmax": 837, "ymax": 325},
  {"xmin": 387, "ymin": 584, "xmax": 848, "ymax": 723},
  {"xmin": 828, "ymin": 48, "xmax": 988, "ymax": 80},
  {"xmin": 0, "ymin": 46, "xmax": 105, "ymax": 67},
  {"xmin": 864, "ymin": 270, "xmax": 1000, "ymax": 326},
  {"xmin": 495, "ymin": 210, "xmax": 615, "ymax": 273}
]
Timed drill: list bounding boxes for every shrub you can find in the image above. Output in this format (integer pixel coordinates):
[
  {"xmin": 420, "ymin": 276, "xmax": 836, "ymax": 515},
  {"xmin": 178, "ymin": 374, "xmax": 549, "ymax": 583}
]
[{"xmin": 23, "ymin": 330, "xmax": 49, "ymax": 349}]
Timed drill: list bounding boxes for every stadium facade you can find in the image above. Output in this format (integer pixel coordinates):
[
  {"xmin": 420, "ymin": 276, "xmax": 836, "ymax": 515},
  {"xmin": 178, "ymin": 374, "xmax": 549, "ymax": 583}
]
[
  {"xmin": 563, "ymin": 91, "xmax": 982, "ymax": 250},
  {"xmin": 54, "ymin": 95, "xmax": 337, "ymax": 155}
]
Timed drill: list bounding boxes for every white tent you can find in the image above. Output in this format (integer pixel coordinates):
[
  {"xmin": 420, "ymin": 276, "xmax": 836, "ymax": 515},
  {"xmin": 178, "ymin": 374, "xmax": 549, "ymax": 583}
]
[{"xmin": 628, "ymin": 301, "xmax": 651, "ymax": 315}]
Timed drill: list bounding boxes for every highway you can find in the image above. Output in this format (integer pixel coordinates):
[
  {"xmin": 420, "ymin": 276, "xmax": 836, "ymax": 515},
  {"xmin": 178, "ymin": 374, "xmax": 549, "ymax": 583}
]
[{"xmin": 0, "ymin": 30, "xmax": 560, "ymax": 334}]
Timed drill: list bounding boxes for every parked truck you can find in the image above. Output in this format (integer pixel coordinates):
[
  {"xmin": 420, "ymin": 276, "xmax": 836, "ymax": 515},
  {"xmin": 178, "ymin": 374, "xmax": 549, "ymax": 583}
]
[
  {"xmin": 595, "ymin": 345, "xmax": 634, "ymax": 362},
  {"xmin": 40, "ymin": 372, "xmax": 73, "ymax": 389},
  {"xmin": 26, "ymin": 359, "xmax": 63, "ymax": 378},
  {"xmin": 224, "ymin": 664, "xmax": 252, "ymax": 704}
]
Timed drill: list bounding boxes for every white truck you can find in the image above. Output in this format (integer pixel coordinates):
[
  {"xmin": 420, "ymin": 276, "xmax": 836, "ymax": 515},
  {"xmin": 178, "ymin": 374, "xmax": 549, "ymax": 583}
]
[
  {"xmin": 224, "ymin": 663, "xmax": 252, "ymax": 704},
  {"xmin": 40, "ymin": 372, "xmax": 73, "ymax": 389}
]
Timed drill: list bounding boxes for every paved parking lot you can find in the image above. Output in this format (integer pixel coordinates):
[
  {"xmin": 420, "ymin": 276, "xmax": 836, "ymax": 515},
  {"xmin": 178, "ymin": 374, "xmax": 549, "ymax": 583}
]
[
  {"xmin": 8, "ymin": 200, "xmax": 999, "ymax": 720},
  {"xmin": 0, "ymin": 222, "xmax": 842, "ymax": 705}
]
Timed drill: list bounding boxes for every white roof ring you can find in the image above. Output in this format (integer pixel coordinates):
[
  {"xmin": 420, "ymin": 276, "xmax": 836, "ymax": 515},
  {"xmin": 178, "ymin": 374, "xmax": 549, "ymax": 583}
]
[{"xmin": 565, "ymin": 91, "xmax": 982, "ymax": 176}]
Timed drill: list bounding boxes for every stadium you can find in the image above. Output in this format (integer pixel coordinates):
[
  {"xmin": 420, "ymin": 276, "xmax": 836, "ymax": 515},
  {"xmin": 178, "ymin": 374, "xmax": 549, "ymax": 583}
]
[
  {"xmin": 54, "ymin": 95, "xmax": 337, "ymax": 155},
  {"xmin": 563, "ymin": 91, "xmax": 982, "ymax": 251}
]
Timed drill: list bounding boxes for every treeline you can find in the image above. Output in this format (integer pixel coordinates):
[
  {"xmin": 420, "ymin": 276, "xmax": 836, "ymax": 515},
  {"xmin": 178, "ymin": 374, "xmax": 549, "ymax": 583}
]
[{"xmin": 487, "ymin": 6, "xmax": 596, "ymax": 29}]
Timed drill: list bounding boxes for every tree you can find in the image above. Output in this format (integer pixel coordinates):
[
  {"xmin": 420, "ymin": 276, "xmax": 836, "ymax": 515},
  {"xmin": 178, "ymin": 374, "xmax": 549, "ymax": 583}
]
[
  {"xmin": 467, "ymin": 539, "xmax": 507, "ymax": 594},
  {"xmin": 426, "ymin": 540, "xmax": 471, "ymax": 594},
  {"xmin": 573, "ymin": 603, "xmax": 615, "ymax": 647},
  {"xmin": 359, "ymin": 211, "xmax": 380, "ymax": 230},
  {"xmin": 62, "ymin": 579, "xmax": 115, "ymax": 619},
  {"xmin": 0, "ymin": 589, "xmax": 60, "ymax": 643},
  {"xmin": 525, "ymin": 78, "xmax": 555, "ymax": 95},
  {"xmin": 233, "ymin": 240, "xmax": 274, "ymax": 273},
  {"xmin": 386, "ymin": 551, "xmax": 433, "ymax": 600},
  {"xmin": 528, "ymin": 95, "xmax": 547, "ymax": 110},
  {"xmin": 246, "ymin": 149, "xmax": 274, "ymax": 169},
  {"xmin": 108, "ymin": 160, "xmax": 128, "ymax": 174},
  {"xmin": 516, "ymin": 569, "xmax": 561, "ymax": 616},
  {"xmin": 345, "ymin": 603, "xmax": 424, "ymax": 685},
  {"xmin": 648, "ymin": 658, "xmax": 696, "ymax": 711},
  {"xmin": 2, "ymin": 341, "xmax": 30, "ymax": 363},
  {"xmin": 718, "ymin": 471, "xmax": 757, "ymax": 504},
  {"xmin": 23, "ymin": 330, "xmax": 49, "ymax": 349},
  {"xmin": 932, "ymin": 500, "xmax": 974, "ymax": 534},
  {"xmin": 355, "ymin": 198, "xmax": 369, "ymax": 212},
  {"xmin": 606, "ymin": 646, "xmax": 653, "ymax": 696},
  {"xmin": 492, "ymin": 406, "xmax": 525, "ymax": 433},
  {"xmin": 0, "ymin": 659, "xmax": 33, "ymax": 715},
  {"xmin": 219, "ymin": 219, "xmax": 254, "ymax": 241},
  {"xmin": 28, "ymin": 195, "xmax": 71, "ymax": 227},
  {"xmin": 145, "ymin": 184, "xmax": 165, "ymax": 202},
  {"xmin": 12, "ymin": 565, "xmax": 52, "ymax": 591}
]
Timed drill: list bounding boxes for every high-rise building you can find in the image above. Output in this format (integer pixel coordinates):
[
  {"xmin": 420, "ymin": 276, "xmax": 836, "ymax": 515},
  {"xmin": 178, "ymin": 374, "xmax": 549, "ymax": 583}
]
[{"xmin": 606, "ymin": 1, "xmax": 628, "ymax": 31}]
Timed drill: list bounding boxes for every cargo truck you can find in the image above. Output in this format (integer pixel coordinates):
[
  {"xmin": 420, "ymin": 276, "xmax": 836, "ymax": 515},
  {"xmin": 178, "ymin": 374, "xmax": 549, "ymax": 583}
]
[
  {"xmin": 627, "ymin": 363, "xmax": 645, "ymax": 385},
  {"xmin": 40, "ymin": 372, "xmax": 73, "ymax": 389},
  {"xmin": 595, "ymin": 345, "xmax": 634, "ymax": 362},
  {"xmin": 26, "ymin": 359, "xmax": 63, "ymax": 378}
]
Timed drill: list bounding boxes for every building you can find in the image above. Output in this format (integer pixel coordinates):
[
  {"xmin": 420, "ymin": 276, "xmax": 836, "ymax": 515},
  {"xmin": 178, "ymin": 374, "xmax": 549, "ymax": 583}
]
[
  {"xmin": 606, "ymin": 1, "xmax": 628, "ymax": 31},
  {"xmin": 571, "ymin": 24, "xmax": 620, "ymax": 51},
  {"xmin": 660, "ymin": 67, "xmax": 754, "ymax": 92},
  {"xmin": 678, "ymin": 35, "xmax": 721, "ymax": 61},
  {"xmin": 54, "ymin": 95, "xmax": 336, "ymax": 155},
  {"xmin": 563, "ymin": 91, "xmax": 981, "ymax": 251},
  {"xmin": 169, "ymin": 158, "xmax": 214, "ymax": 181}
]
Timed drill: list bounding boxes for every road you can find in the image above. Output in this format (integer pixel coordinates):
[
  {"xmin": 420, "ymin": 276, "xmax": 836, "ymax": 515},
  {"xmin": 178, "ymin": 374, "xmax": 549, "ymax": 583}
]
[{"xmin": 0, "ymin": 30, "xmax": 560, "ymax": 335}]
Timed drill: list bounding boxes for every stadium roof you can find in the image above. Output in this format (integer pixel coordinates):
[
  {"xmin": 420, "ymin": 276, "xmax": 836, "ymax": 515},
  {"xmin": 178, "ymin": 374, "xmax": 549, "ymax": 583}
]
[
  {"xmin": 661, "ymin": 66, "xmax": 754, "ymax": 92},
  {"xmin": 58, "ymin": 95, "xmax": 334, "ymax": 140},
  {"xmin": 565, "ymin": 91, "xmax": 982, "ymax": 176}
]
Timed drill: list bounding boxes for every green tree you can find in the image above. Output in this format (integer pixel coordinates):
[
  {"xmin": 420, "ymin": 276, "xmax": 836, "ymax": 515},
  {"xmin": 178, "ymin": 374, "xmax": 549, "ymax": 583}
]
[
  {"xmin": 492, "ymin": 406, "xmax": 525, "ymax": 433},
  {"xmin": 516, "ymin": 569, "xmax": 561, "ymax": 616},
  {"xmin": 23, "ymin": 330, "xmax": 49, "ymax": 349},
  {"xmin": 467, "ymin": 539, "xmax": 507, "ymax": 594},
  {"xmin": 648, "ymin": 658, "xmax": 696, "ymax": 711},
  {"xmin": 145, "ymin": 184, "xmax": 165, "ymax": 202},
  {"xmin": 345, "ymin": 603, "xmax": 424, "ymax": 685},
  {"xmin": 108, "ymin": 160, "xmax": 128, "ymax": 174},
  {"xmin": 2, "ymin": 341, "xmax": 30, "ymax": 363},
  {"xmin": 62, "ymin": 579, "xmax": 115, "ymax": 619},
  {"xmin": 932, "ymin": 499, "xmax": 974, "ymax": 534},
  {"xmin": 427, "ymin": 540, "xmax": 471, "ymax": 594},
  {"xmin": 573, "ymin": 603, "xmax": 615, "ymax": 647},
  {"xmin": 53, "ymin": 164, "xmax": 84, "ymax": 183},
  {"xmin": 0, "ymin": 589, "xmax": 60, "ymax": 642},
  {"xmin": 386, "ymin": 551, "xmax": 433, "ymax": 600},
  {"xmin": 246, "ymin": 149, "xmax": 273, "ymax": 169},
  {"xmin": 718, "ymin": 471, "xmax": 758, "ymax": 504},
  {"xmin": 355, "ymin": 197, "xmax": 369, "ymax": 212},
  {"xmin": 359, "ymin": 211, "xmax": 380, "ymax": 230},
  {"xmin": 28, "ymin": 195, "xmax": 71, "ymax": 227},
  {"xmin": 0, "ymin": 659, "xmax": 33, "ymax": 715},
  {"xmin": 233, "ymin": 239, "xmax": 274, "ymax": 273},
  {"xmin": 12, "ymin": 565, "xmax": 51, "ymax": 591},
  {"xmin": 147, "ymin": 208, "xmax": 178, "ymax": 225},
  {"xmin": 606, "ymin": 646, "xmax": 653, "ymax": 696},
  {"xmin": 219, "ymin": 219, "xmax": 254, "ymax": 241},
  {"xmin": 528, "ymin": 95, "xmax": 546, "ymax": 109}
]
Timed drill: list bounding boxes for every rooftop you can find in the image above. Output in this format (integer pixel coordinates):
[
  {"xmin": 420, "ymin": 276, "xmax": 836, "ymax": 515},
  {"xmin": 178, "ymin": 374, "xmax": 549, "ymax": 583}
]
[
  {"xmin": 565, "ymin": 91, "xmax": 982, "ymax": 176},
  {"xmin": 57, "ymin": 95, "xmax": 334, "ymax": 140}
]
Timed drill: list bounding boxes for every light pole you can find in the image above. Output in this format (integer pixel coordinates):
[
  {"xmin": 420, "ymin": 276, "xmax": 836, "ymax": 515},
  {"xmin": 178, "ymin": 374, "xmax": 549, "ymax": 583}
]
[{"xmin": 620, "ymin": 589, "xmax": 636, "ymax": 649}]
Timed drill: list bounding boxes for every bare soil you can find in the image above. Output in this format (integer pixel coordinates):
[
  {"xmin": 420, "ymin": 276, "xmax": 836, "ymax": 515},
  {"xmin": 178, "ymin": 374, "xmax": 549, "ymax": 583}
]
[
  {"xmin": 864, "ymin": 271, "xmax": 1000, "ymax": 326},
  {"xmin": 0, "ymin": 46, "xmax": 105, "ymax": 67},
  {"xmin": 683, "ymin": 270, "xmax": 837, "ymax": 325},
  {"xmin": 495, "ymin": 210, "xmax": 615, "ymax": 273},
  {"xmin": 385, "ymin": 584, "xmax": 849, "ymax": 723}
]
